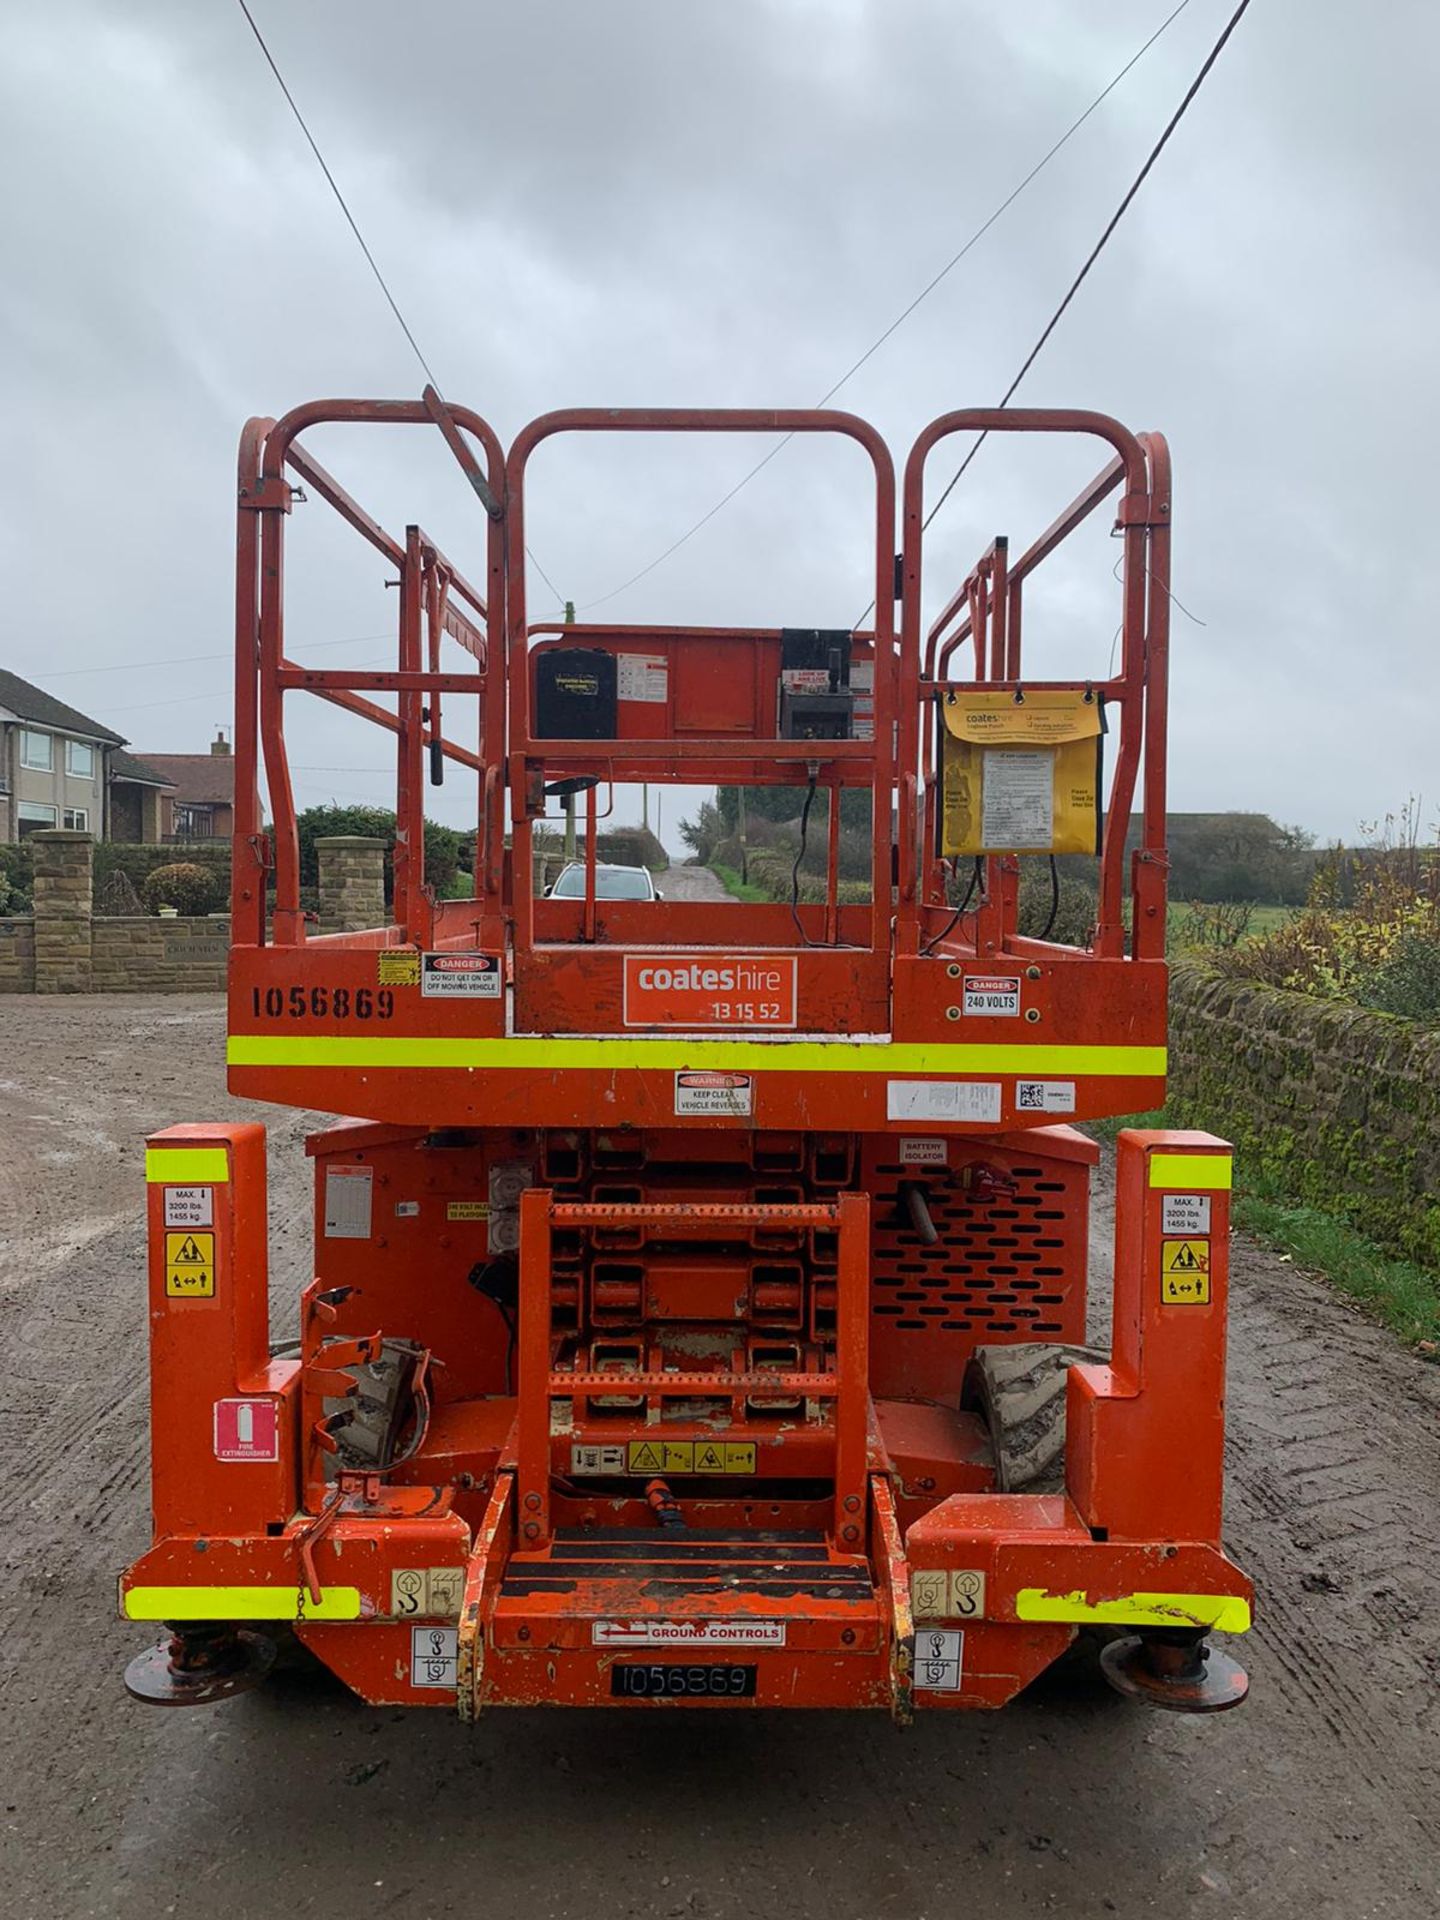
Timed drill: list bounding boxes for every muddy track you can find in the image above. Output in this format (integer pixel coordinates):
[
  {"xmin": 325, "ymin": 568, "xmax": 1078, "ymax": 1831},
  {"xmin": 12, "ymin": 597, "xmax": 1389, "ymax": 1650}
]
[{"xmin": 2, "ymin": 996, "xmax": 1437, "ymax": 1920}]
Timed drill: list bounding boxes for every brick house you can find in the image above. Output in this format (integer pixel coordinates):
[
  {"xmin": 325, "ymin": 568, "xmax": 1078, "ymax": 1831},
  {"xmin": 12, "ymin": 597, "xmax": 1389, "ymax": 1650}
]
[{"xmin": 133, "ymin": 734, "xmax": 235, "ymax": 841}]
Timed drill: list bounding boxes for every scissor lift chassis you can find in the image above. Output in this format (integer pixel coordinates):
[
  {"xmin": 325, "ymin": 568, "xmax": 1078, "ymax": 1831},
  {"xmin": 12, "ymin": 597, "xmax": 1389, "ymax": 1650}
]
[{"xmin": 120, "ymin": 401, "xmax": 1251, "ymax": 1715}]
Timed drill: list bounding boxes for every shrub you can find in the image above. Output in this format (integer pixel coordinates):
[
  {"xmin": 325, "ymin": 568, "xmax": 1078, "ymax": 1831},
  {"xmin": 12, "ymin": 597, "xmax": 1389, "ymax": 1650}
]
[
  {"xmin": 293, "ymin": 804, "xmax": 472, "ymax": 902},
  {"xmin": 1353, "ymin": 931, "xmax": 1440, "ymax": 1021},
  {"xmin": 1174, "ymin": 899, "xmax": 1255, "ymax": 951},
  {"xmin": 141, "ymin": 862, "xmax": 220, "ymax": 916},
  {"xmin": 1017, "ymin": 861, "xmax": 1097, "ymax": 947},
  {"xmin": 0, "ymin": 842, "xmax": 35, "ymax": 915},
  {"xmin": 1218, "ymin": 835, "xmax": 1440, "ymax": 1018}
]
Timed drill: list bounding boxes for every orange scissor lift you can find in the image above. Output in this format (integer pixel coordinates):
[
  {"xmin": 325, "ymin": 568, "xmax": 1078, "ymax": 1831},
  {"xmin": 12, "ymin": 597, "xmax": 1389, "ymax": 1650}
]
[{"xmin": 120, "ymin": 399, "xmax": 1252, "ymax": 1717}]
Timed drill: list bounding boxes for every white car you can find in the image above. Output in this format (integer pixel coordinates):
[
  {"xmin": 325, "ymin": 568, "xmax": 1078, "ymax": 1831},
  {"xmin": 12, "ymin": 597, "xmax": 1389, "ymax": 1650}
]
[{"xmin": 546, "ymin": 862, "xmax": 660, "ymax": 901}]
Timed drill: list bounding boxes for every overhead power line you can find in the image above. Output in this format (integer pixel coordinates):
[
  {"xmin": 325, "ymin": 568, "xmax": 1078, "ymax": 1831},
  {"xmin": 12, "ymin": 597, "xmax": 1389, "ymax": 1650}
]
[
  {"xmin": 40, "ymin": 633, "xmax": 393, "ymax": 679},
  {"xmin": 854, "ymin": 0, "xmax": 1255, "ymax": 631},
  {"xmin": 232, "ymin": 0, "xmax": 564, "ymax": 608},
  {"xmin": 234, "ymin": 0, "xmax": 440, "ymax": 390},
  {"xmin": 916, "ymin": 0, "xmax": 1255, "ymax": 549},
  {"xmin": 580, "ymin": 0, "xmax": 1196, "ymax": 613}
]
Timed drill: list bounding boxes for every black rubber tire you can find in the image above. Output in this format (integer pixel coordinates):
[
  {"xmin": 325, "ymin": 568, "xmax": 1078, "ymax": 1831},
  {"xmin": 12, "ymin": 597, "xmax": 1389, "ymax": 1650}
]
[{"xmin": 962, "ymin": 1341, "xmax": 1107, "ymax": 1493}]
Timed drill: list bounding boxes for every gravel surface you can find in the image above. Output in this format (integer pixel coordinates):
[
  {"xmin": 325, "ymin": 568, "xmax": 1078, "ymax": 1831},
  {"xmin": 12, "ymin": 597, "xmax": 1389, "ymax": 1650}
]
[
  {"xmin": 655, "ymin": 864, "xmax": 737, "ymax": 902},
  {"xmin": 2, "ymin": 994, "xmax": 1437, "ymax": 1919}
]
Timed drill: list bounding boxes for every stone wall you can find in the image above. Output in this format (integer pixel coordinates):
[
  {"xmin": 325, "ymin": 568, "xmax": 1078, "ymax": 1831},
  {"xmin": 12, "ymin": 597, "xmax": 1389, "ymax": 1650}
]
[
  {"xmin": 1, "ymin": 832, "xmax": 384, "ymax": 994},
  {"xmin": 91, "ymin": 916, "xmax": 230, "ymax": 991},
  {"xmin": 1168, "ymin": 961, "xmax": 1440, "ymax": 1269},
  {"xmin": 0, "ymin": 918, "xmax": 35, "ymax": 992}
]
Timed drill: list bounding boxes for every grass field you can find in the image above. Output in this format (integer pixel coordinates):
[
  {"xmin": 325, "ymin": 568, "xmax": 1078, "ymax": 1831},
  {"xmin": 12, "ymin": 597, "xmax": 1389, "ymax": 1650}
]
[
  {"xmin": 1168, "ymin": 900, "xmax": 1300, "ymax": 952},
  {"xmin": 1240, "ymin": 902, "xmax": 1299, "ymax": 937},
  {"xmin": 708, "ymin": 862, "xmax": 771, "ymax": 903}
]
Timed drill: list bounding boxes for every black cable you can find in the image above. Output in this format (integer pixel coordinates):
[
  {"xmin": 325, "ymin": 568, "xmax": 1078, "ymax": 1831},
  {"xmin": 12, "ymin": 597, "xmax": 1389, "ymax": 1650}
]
[
  {"xmin": 854, "ymin": 0, "xmax": 1255, "ymax": 629},
  {"xmin": 1040, "ymin": 855, "xmax": 1061, "ymax": 941},
  {"xmin": 233, "ymin": 0, "xmax": 563, "ymax": 609},
  {"xmin": 234, "ymin": 0, "xmax": 439, "ymax": 389},
  {"xmin": 579, "ymin": 1, "xmax": 1195, "ymax": 614},
  {"xmin": 790, "ymin": 775, "xmax": 819, "ymax": 947},
  {"xmin": 501, "ymin": 1306, "xmax": 517, "ymax": 1398},
  {"xmin": 920, "ymin": 856, "xmax": 984, "ymax": 957}
]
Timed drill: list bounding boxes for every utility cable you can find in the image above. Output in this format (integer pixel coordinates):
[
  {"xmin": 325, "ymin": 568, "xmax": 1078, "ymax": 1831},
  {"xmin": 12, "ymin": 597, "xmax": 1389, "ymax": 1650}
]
[
  {"xmin": 1039, "ymin": 854, "xmax": 1061, "ymax": 941},
  {"xmin": 232, "ymin": 0, "xmax": 564, "ymax": 609},
  {"xmin": 41, "ymin": 633, "xmax": 394, "ymax": 679},
  {"xmin": 789, "ymin": 774, "xmax": 819, "ymax": 947},
  {"xmin": 580, "ymin": 0, "xmax": 1195, "ymax": 613},
  {"xmin": 920, "ymin": 856, "xmax": 985, "ymax": 957},
  {"xmin": 856, "ymin": 0, "xmax": 1254, "ymax": 629}
]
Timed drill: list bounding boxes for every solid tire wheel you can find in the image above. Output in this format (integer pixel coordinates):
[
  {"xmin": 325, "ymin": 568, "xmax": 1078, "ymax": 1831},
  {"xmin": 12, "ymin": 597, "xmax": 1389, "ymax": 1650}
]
[{"xmin": 962, "ymin": 1341, "xmax": 1107, "ymax": 1493}]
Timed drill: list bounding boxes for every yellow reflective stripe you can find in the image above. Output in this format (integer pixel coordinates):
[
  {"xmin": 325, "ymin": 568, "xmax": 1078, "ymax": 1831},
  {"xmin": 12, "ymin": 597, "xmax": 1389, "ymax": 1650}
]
[
  {"xmin": 122, "ymin": 1584, "xmax": 361, "ymax": 1623},
  {"xmin": 145, "ymin": 1147, "xmax": 231, "ymax": 1184},
  {"xmin": 228, "ymin": 1034, "xmax": 1166, "ymax": 1077},
  {"xmin": 1015, "ymin": 1587, "xmax": 1251, "ymax": 1633},
  {"xmin": 1148, "ymin": 1153, "xmax": 1232, "ymax": 1190}
]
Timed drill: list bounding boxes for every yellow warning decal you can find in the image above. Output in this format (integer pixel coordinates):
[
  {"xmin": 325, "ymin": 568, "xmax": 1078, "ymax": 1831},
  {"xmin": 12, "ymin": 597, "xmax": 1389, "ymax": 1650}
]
[
  {"xmin": 1162, "ymin": 1274, "xmax": 1211, "ymax": 1305},
  {"xmin": 1161, "ymin": 1239, "xmax": 1210, "ymax": 1275},
  {"xmin": 121, "ymin": 1584, "xmax": 363, "ymax": 1622},
  {"xmin": 446, "ymin": 1201, "xmax": 490, "ymax": 1221},
  {"xmin": 1161, "ymin": 1238, "xmax": 1211, "ymax": 1304},
  {"xmin": 1015, "ymin": 1588, "xmax": 1250, "ymax": 1634},
  {"xmin": 1148, "ymin": 1152, "xmax": 1232, "ymax": 1190},
  {"xmin": 378, "ymin": 950, "xmax": 421, "ymax": 986},
  {"xmin": 147, "ymin": 1146, "xmax": 230, "ymax": 1184},
  {"xmin": 626, "ymin": 1440, "xmax": 757, "ymax": 1475},
  {"xmin": 164, "ymin": 1230, "xmax": 215, "ymax": 1298}
]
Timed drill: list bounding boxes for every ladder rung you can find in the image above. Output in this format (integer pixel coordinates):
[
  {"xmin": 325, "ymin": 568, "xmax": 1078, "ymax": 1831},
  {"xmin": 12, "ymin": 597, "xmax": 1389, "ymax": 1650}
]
[
  {"xmin": 548, "ymin": 1202, "xmax": 837, "ymax": 1230},
  {"xmin": 553, "ymin": 1369, "xmax": 837, "ymax": 1396}
]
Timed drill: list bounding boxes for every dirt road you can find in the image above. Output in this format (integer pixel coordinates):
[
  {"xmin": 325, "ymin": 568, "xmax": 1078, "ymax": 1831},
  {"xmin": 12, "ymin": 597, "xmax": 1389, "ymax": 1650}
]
[
  {"xmin": 3, "ymin": 996, "xmax": 1437, "ymax": 1920},
  {"xmin": 656, "ymin": 864, "xmax": 737, "ymax": 902}
]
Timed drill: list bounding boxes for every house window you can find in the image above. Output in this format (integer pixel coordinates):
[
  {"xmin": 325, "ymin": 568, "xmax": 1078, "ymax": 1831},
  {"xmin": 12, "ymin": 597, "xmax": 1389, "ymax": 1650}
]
[
  {"xmin": 174, "ymin": 804, "xmax": 214, "ymax": 839},
  {"xmin": 17, "ymin": 802, "xmax": 57, "ymax": 836},
  {"xmin": 21, "ymin": 730, "xmax": 52, "ymax": 771},
  {"xmin": 63, "ymin": 807, "xmax": 89, "ymax": 831},
  {"xmin": 66, "ymin": 740, "xmax": 94, "ymax": 779}
]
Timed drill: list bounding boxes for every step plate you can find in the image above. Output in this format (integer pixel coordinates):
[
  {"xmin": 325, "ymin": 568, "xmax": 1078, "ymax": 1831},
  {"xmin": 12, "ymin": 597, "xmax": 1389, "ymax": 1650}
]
[
  {"xmin": 483, "ymin": 1529, "xmax": 890, "ymax": 1708},
  {"xmin": 500, "ymin": 1529, "xmax": 871, "ymax": 1607}
]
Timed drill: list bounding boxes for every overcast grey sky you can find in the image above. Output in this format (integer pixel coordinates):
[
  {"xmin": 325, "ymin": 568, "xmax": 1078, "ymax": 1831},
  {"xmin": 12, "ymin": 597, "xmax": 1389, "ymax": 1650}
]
[{"xmin": 1, "ymin": 0, "xmax": 1434, "ymax": 851}]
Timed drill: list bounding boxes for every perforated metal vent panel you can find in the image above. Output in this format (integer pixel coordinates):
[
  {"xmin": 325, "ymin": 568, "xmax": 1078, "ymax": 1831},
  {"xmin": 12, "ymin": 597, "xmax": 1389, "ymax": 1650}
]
[{"xmin": 863, "ymin": 1142, "xmax": 1089, "ymax": 1401}]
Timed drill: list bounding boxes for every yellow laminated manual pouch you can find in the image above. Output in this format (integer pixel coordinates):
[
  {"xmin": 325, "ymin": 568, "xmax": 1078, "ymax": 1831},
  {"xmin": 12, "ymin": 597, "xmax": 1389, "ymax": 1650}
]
[{"xmin": 938, "ymin": 688, "xmax": 1104, "ymax": 856}]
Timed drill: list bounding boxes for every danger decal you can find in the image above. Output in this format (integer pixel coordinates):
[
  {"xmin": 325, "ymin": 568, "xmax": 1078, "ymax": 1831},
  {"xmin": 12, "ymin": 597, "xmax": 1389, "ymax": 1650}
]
[
  {"xmin": 962, "ymin": 975, "xmax": 1021, "ymax": 1017},
  {"xmin": 421, "ymin": 952, "xmax": 503, "ymax": 999}
]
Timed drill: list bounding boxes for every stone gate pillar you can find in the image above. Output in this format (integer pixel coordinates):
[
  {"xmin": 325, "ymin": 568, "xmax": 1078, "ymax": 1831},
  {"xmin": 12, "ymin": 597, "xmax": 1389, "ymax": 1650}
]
[
  {"xmin": 31, "ymin": 829, "xmax": 94, "ymax": 994},
  {"xmin": 315, "ymin": 836, "xmax": 388, "ymax": 935}
]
